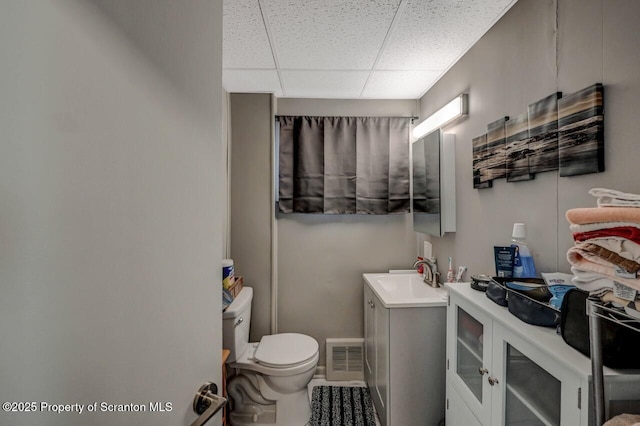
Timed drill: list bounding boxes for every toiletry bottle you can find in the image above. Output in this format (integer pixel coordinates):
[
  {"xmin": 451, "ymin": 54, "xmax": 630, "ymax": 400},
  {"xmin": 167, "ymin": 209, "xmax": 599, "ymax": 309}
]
[
  {"xmin": 447, "ymin": 257, "xmax": 454, "ymax": 283},
  {"xmin": 511, "ymin": 223, "xmax": 537, "ymax": 278}
]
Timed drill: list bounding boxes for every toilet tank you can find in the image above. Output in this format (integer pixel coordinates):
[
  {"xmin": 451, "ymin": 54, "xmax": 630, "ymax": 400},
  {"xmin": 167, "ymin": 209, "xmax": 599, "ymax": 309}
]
[{"xmin": 223, "ymin": 286, "xmax": 252, "ymax": 363}]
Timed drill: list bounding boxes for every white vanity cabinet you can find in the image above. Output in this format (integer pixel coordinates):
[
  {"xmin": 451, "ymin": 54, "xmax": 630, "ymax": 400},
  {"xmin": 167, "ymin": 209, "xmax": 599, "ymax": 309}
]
[
  {"xmin": 363, "ymin": 276, "xmax": 447, "ymax": 426},
  {"xmin": 363, "ymin": 284, "xmax": 389, "ymax": 422},
  {"xmin": 446, "ymin": 283, "xmax": 640, "ymax": 426}
]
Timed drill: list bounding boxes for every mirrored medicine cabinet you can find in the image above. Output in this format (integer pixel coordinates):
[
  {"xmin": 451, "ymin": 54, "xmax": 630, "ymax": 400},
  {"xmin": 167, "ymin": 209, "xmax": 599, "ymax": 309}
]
[{"xmin": 412, "ymin": 129, "xmax": 456, "ymax": 237}]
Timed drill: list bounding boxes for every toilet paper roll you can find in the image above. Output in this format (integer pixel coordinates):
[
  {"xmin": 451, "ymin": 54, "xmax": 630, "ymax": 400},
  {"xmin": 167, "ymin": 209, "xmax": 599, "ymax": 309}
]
[{"xmin": 222, "ymin": 259, "xmax": 234, "ymax": 289}]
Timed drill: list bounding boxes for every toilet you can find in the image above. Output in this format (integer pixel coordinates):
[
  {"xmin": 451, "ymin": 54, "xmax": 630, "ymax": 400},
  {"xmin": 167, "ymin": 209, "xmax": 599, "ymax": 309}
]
[{"xmin": 223, "ymin": 287, "xmax": 319, "ymax": 426}]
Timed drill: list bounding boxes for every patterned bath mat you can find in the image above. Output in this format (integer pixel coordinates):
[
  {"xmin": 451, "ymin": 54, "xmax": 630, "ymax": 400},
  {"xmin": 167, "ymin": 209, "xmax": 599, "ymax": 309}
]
[{"xmin": 310, "ymin": 386, "xmax": 376, "ymax": 426}]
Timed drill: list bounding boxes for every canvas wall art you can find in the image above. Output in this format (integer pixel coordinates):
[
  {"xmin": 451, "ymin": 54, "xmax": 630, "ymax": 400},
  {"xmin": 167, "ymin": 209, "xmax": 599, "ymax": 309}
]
[
  {"xmin": 472, "ymin": 83, "xmax": 604, "ymax": 190},
  {"xmin": 485, "ymin": 116, "xmax": 509, "ymax": 181},
  {"xmin": 472, "ymin": 134, "xmax": 492, "ymax": 189},
  {"xmin": 528, "ymin": 92, "xmax": 562, "ymax": 174},
  {"xmin": 506, "ymin": 112, "xmax": 534, "ymax": 182},
  {"xmin": 558, "ymin": 83, "xmax": 604, "ymax": 176}
]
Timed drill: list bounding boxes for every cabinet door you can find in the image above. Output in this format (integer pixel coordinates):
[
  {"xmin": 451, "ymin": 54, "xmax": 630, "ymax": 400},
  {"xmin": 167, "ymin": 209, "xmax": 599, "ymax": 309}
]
[
  {"xmin": 374, "ymin": 294, "xmax": 389, "ymax": 424},
  {"xmin": 447, "ymin": 295, "xmax": 493, "ymax": 425},
  {"xmin": 447, "ymin": 380, "xmax": 482, "ymax": 426},
  {"xmin": 492, "ymin": 324, "xmax": 582, "ymax": 426},
  {"xmin": 364, "ymin": 285, "xmax": 374, "ymax": 381}
]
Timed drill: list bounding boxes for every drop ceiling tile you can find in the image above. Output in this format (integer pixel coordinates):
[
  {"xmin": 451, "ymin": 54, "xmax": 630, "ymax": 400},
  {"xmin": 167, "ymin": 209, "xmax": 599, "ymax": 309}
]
[
  {"xmin": 376, "ymin": 0, "xmax": 516, "ymax": 70},
  {"xmin": 362, "ymin": 71, "xmax": 442, "ymax": 99},
  {"xmin": 281, "ymin": 70, "xmax": 369, "ymax": 98},
  {"xmin": 262, "ymin": 0, "xmax": 401, "ymax": 70},
  {"xmin": 223, "ymin": 70, "xmax": 283, "ymax": 96},
  {"xmin": 223, "ymin": 0, "xmax": 275, "ymax": 69}
]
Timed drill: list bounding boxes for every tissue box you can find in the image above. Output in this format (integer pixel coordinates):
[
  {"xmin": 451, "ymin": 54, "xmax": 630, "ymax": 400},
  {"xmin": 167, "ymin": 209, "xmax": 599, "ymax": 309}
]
[{"xmin": 227, "ymin": 276, "xmax": 243, "ymax": 298}]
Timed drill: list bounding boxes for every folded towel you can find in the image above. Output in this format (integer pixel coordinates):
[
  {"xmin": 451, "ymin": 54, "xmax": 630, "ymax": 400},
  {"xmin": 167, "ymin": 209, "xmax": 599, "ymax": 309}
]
[
  {"xmin": 571, "ymin": 268, "xmax": 639, "ymax": 299},
  {"xmin": 603, "ymin": 413, "xmax": 640, "ymax": 426},
  {"xmin": 568, "ymin": 243, "xmax": 640, "ymax": 275},
  {"xmin": 571, "ymin": 267, "xmax": 615, "ymax": 292},
  {"xmin": 582, "ymin": 237, "xmax": 640, "ymax": 264},
  {"xmin": 589, "ymin": 188, "xmax": 640, "ymax": 208},
  {"xmin": 566, "ymin": 207, "xmax": 640, "ymax": 225},
  {"xmin": 570, "ymin": 221, "xmax": 640, "ymax": 233},
  {"xmin": 600, "ymin": 291, "xmax": 635, "ymax": 307},
  {"xmin": 567, "ymin": 250, "xmax": 640, "ymax": 292},
  {"xmin": 577, "ymin": 242, "xmax": 640, "ymax": 273},
  {"xmin": 573, "ymin": 227, "xmax": 640, "ymax": 244}
]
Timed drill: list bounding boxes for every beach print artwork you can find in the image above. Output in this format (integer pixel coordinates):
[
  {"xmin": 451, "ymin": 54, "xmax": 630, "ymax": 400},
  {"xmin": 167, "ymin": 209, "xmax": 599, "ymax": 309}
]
[
  {"xmin": 472, "ymin": 134, "xmax": 492, "ymax": 189},
  {"xmin": 528, "ymin": 92, "xmax": 562, "ymax": 174},
  {"xmin": 485, "ymin": 117, "xmax": 509, "ymax": 181},
  {"xmin": 473, "ymin": 83, "xmax": 604, "ymax": 189},
  {"xmin": 506, "ymin": 112, "xmax": 534, "ymax": 182},
  {"xmin": 558, "ymin": 83, "xmax": 604, "ymax": 176}
]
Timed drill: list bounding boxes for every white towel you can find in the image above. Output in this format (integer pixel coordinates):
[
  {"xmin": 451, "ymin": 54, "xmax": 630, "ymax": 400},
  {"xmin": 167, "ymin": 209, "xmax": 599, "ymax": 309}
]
[
  {"xmin": 589, "ymin": 187, "xmax": 640, "ymax": 207},
  {"xmin": 571, "ymin": 267, "xmax": 615, "ymax": 292},
  {"xmin": 570, "ymin": 268, "xmax": 638, "ymax": 298}
]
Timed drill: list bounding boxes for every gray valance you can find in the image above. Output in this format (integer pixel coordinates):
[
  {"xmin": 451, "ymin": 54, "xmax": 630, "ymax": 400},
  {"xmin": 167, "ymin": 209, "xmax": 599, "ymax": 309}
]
[{"xmin": 278, "ymin": 116, "xmax": 410, "ymax": 214}]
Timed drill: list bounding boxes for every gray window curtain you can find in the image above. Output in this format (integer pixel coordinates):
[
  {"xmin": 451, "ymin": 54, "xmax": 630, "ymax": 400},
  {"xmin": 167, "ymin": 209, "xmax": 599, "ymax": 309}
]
[{"xmin": 278, "ymin": 116, "xmax": 410, "ymax": 214}]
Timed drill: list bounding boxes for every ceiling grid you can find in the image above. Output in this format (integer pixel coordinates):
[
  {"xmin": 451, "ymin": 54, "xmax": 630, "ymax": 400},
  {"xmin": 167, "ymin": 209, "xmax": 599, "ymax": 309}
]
[{"xmin": 223, "ymin": 0, "xmax": 518, "ymax": 99}]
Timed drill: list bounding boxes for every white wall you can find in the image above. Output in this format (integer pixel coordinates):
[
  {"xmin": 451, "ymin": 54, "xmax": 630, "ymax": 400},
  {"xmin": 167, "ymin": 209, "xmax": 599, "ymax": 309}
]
[
  {"xmin": 418, "ymin": 0, "xmax": 640, "ymax": 278},
  {"xmin": 0, "ymin": 1, "xmax": 223, "ymax": 425}
]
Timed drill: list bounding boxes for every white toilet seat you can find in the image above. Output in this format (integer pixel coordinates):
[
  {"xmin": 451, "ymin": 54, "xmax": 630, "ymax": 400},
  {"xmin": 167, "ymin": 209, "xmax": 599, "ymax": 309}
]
[
  {"xmin": 231, "ymin": 333, "xmax": 319, "ymax": 377},
  {"xmin": 255, "ymin": 333, "xmax": 318, "ymax": 368}
]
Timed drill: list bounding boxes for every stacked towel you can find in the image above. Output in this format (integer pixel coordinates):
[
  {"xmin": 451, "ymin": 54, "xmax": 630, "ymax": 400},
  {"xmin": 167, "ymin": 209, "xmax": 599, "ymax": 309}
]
[
  {"xmin": 566, "ymin": 189, "xmax": 640, "ymax": 308},
  {"xmin": 589, "ymin": 187, "xmax": 640, "ymax": 208}
]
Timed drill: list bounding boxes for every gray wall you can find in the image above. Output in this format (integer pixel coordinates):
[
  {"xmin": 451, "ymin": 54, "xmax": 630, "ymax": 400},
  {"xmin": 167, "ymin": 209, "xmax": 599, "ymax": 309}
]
[
  {"xmin": 229, "ymin": 98, "xmax": 418, "ymax": 363},
  {"xmin": 276, "ymin": 99, "xmax": 418, "ymax": 366},
  {"xmin": 419, "ymin": 0, "xmax": 640, "ymax": 278},
  {"xmin": 229, "ymin": 93, "xmax": 274, "ymax": 341},
  {"xmin": 227, "ymin": 0, "xmax": 640, "ymax": 368},
  {"xmin": 0, "ymin": 1, "xmax": 223, "ymax": 425}
]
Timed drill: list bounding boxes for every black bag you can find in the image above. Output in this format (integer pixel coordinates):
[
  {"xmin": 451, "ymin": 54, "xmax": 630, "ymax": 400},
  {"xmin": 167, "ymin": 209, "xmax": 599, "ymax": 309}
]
[
  {"xmin": 486, "ymin": 279, "xmax": 508, "ymax": 306},
  {"xmin": 507, "ymin": 289, "xmax": 561, "ymax": 327},
  {"xmin": 560, "ymin": 288, "xmax": 640, "ymax": 369},
  {"xmin": 487, "ymin": 278, "xmax": 561, "ymax": 327}
]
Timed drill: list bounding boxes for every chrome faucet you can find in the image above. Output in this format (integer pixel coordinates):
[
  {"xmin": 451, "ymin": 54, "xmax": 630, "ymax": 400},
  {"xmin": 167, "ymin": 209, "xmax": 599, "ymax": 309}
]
[{"xmin": 413, "ymin": 258, "xmax": 441, "ymax": 288}]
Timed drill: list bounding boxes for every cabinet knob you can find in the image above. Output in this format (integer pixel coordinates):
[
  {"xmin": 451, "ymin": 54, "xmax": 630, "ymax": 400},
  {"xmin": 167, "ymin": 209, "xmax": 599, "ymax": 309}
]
[
  {"xmin": 488, "ymin": 376, "xmax": 499, "ymax": 386},
  {"xmin": 368, "ymin": 300, "xmax": 374, "ymax": 308},
  {"xmin": 478, "ymin": 367, "xmax": 488, "ymax": 376}
]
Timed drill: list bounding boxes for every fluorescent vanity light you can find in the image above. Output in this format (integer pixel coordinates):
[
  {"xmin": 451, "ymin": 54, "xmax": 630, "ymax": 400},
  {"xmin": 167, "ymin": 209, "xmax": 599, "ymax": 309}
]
[{"xmin": 413, "ymin": 94, "xmax": 468, "ymax": 139}]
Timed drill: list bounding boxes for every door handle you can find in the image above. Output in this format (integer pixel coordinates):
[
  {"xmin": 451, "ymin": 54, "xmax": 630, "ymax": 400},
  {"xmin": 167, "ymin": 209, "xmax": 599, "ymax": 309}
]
[{"xmin": 190, "ymin": 382, "xmax": 227, "ymax": 426}]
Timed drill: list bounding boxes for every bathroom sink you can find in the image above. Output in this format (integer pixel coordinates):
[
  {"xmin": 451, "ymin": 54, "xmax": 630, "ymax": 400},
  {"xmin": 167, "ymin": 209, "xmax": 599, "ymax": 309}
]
[{"xmin": 363, "ymin": 273, "xmax": 448, "ymax": 308}]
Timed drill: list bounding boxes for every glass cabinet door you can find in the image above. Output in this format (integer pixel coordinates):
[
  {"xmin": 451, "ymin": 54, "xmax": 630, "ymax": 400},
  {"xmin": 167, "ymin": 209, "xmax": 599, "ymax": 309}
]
[
  {"xmin": 504, "ymin": 344, "xmax": 561, "ymax": 425},
  {"xmin": 448, "ymin": 297, "xmax": 493, "ymax": 426},
  {"xmin": 492, "ymin": 323, "xmax": 582, "ymax": 426},
  {"xmin": 456, "ymin": 307, "xmax": 485, "ymax": 402}
]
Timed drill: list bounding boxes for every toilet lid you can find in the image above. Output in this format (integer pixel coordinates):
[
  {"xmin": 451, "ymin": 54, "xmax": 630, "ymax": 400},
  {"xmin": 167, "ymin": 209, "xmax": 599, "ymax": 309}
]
[{"xmin": 254, "ymin": 333, "xmax": 318, "ymax": 368}]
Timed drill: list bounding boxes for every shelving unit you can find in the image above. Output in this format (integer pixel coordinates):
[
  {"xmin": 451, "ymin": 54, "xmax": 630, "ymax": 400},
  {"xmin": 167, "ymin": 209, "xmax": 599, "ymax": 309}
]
[{"xmin": 587, "ymin": 299, "xmax": 640, "ymax": 425}]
